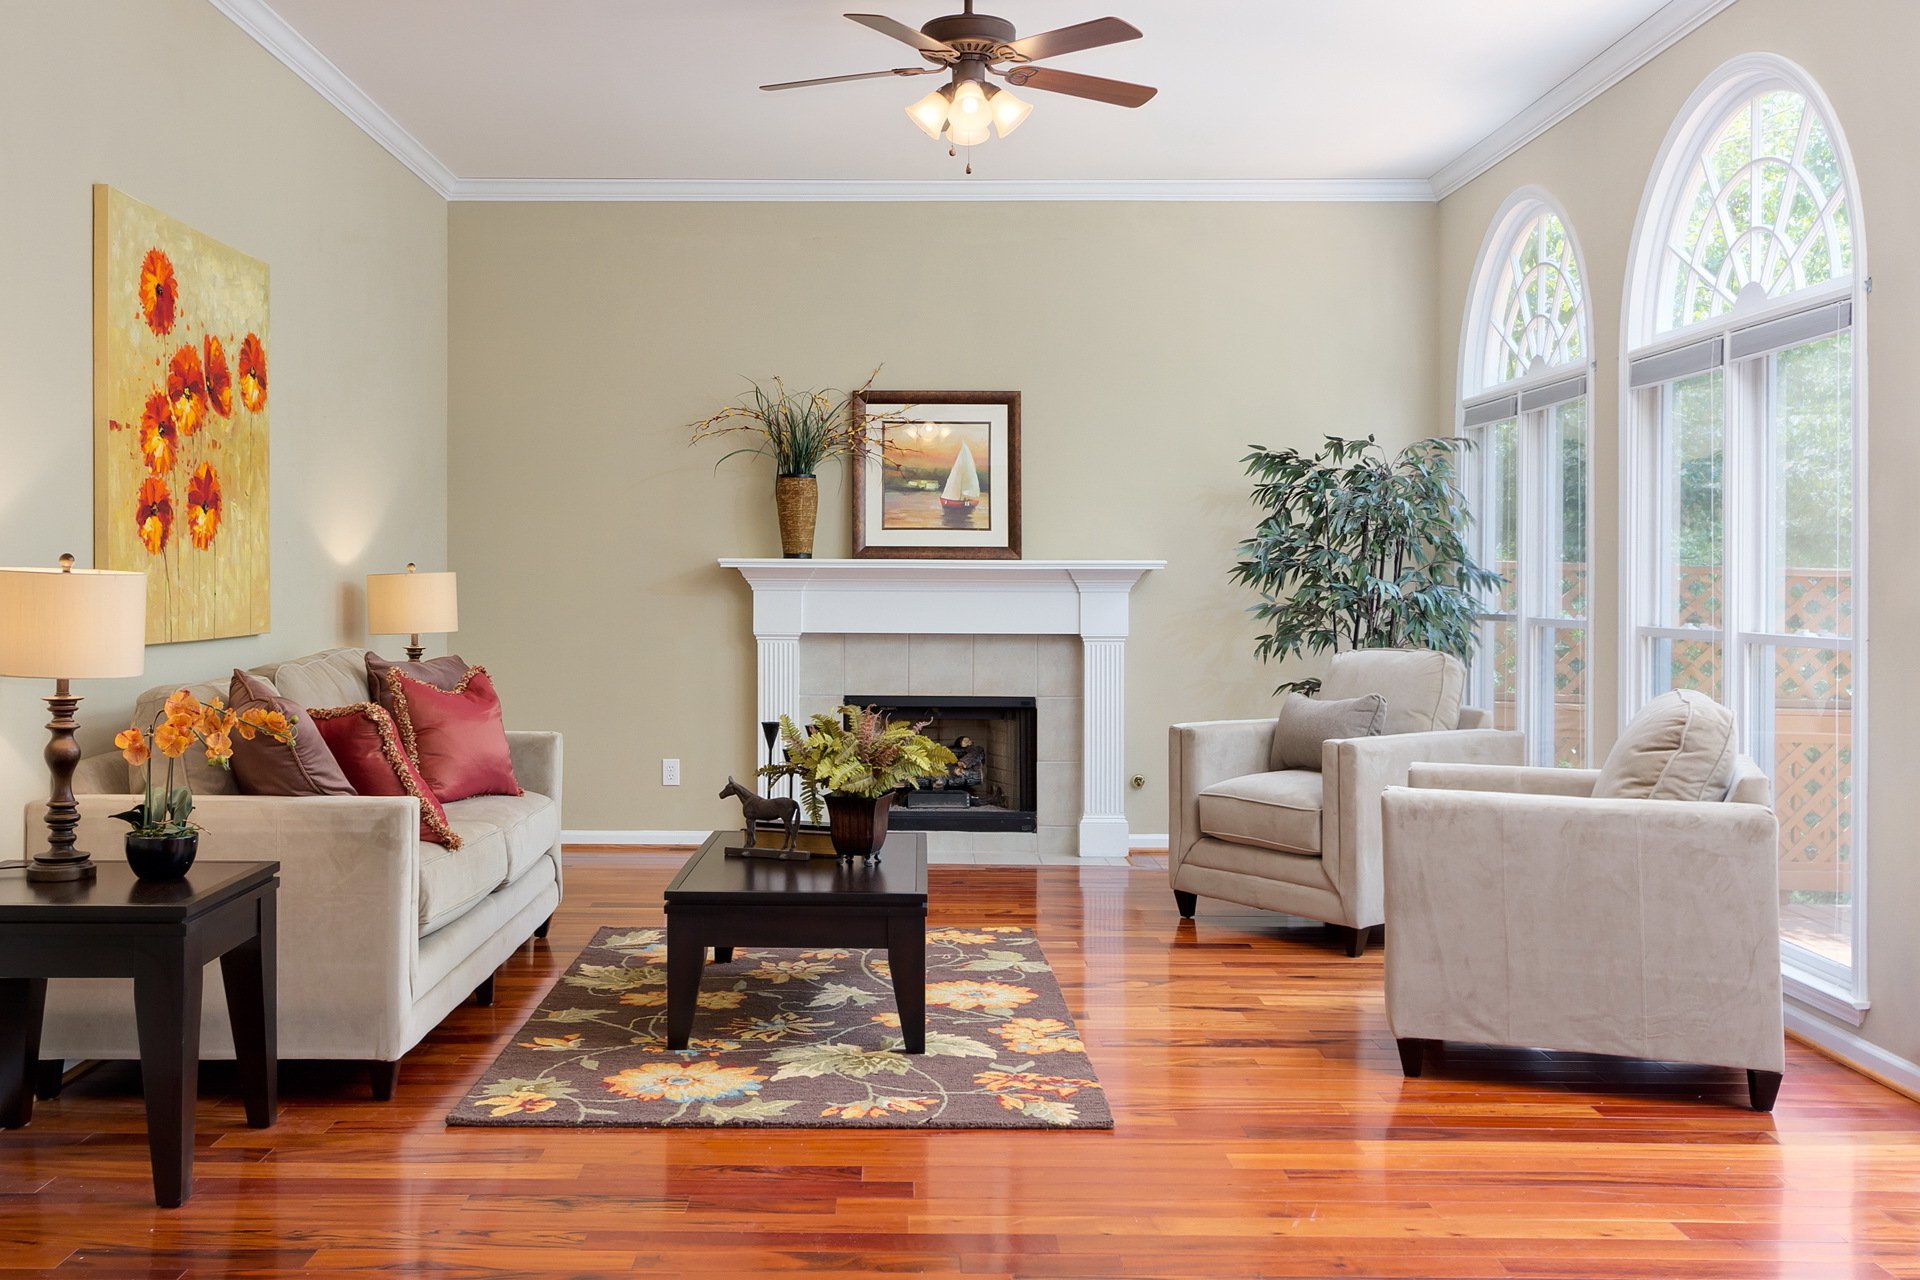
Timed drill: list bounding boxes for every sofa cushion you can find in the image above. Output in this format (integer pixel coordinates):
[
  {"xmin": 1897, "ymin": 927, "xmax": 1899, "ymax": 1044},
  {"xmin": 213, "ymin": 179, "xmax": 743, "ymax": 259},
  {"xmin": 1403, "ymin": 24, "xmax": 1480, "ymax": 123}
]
[
  {"xmin": 227, "ymin": 669, "xmax": 356, "ymax": 797},
  {"xmin": 443, "ymin": 790, "xmax": 559, "ymax": 889},
  {"xmin": 308, "ymin": 703, "xmax": 461, "ymax": 848},
  {"xmin": 1198, "ymin": 770, "xmax": 1324, "ymax": 855},
  {"xmin": 385, "ymin": 667, "xmax": 522, "ymax": 802},
  {"xmin": 1270, "ymin": 691, "xmax": 1385, "ymax": 771},
  {"xmin": 1316, "ymin": 648, "xmax": 1465, "ymax": 736},
  {"xmin": 367, "ymin": 652, "xmax": 470, "ymax": 715},
  {"xmin": 1593, "ymin": 688, "xmax": 1738, "ymax": 802},
  {"xmin": 419, "ymin": 823, "xmax": 511, "ymax": 936},
  {"xmin": 264, "ymin": 648, "xmax": 374, "ymax": 711}
]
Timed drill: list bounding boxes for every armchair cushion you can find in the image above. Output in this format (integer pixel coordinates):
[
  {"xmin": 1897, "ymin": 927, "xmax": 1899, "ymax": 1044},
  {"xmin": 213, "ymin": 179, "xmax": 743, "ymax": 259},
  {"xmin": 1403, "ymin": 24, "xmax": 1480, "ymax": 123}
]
[
  {"xmin": 1198, "ymin": 770, "xmax": 1323, "ymax": 855},
  {"xmin": 1594, "ymin": 689, "xmax": 1737, "ymax": 802},
  {"xmin": 1316, "ymin": 648, "xmax": 1465, "ymax": 735},
  {"xmin": 1269, "ymin": 691, "xmax": 1384, "ymax": 771}
]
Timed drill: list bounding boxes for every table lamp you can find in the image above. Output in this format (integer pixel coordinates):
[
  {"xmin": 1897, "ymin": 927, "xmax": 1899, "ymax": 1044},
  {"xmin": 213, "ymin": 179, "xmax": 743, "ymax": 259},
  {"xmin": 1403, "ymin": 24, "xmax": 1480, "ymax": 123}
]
[
  {"xmin": 366, "ymin": 562, "xmax": 458, "ymax": 661},
  {"xmin": 0, "ymin": 555, "xmax": 147, "ymax": 882}
]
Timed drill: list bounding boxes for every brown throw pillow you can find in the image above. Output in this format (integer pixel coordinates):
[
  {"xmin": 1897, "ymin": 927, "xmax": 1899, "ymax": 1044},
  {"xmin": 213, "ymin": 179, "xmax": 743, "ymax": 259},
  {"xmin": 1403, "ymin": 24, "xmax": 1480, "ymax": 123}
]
[
  {"xmin": 227, "ymin": 669, "xmax": 356, "ymax": 797},
  {"xmin": 366, "ymin": 652, "xmax": 470, "ymax": 714},
  {"xmin": 1269, "ymin": 691, "xmax": 1387, "ymax": 772}
]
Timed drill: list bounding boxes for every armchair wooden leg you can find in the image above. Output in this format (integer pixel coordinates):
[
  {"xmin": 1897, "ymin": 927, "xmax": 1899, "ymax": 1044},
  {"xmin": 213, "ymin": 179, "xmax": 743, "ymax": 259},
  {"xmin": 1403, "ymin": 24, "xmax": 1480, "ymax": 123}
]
[
  {"xmin": 1341, "ymin": 925, "xmax": 1372, "ymax": 957},
  {"xmin": 369, "ymin": 1060, "xmax": 401, "ymax": 1101},
  {"xmin": 1173, "ymin": 890, "xmax": 1197, "ymax": 919},
  {"xmin": 533, "ymin": 915, "xmax": 553, "ymax": 940},
  {"xmin": 1396, "ymin": 1038, "xmax": 1433, "ymax": 1078},
  {"xmin": 1748, "ymin": 1069, "xmax": 1783, "ymax": 1113},
  {"xmin": 473, "ymin": 974, "xmax": 496, "ymax": 1008}
]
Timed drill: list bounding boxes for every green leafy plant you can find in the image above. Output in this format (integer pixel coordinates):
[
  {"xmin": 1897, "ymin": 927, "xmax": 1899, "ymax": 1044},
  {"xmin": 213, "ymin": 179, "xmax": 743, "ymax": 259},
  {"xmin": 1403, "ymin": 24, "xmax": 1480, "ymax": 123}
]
[
  {"xmin": 760, "ymin": 705, "xmax": 959, "ymax": 822},
  {"xmin": 689, "ymin": 372, "xmax": 909, "ymax": 478},
  {"xmin": 1231, "ymin": 434, "xmax": 1503, "ymax": 695}
]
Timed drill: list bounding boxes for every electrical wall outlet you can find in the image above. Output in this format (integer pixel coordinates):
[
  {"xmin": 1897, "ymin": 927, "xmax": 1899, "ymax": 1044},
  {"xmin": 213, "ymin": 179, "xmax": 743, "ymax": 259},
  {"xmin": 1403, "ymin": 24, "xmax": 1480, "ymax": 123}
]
[{"xmin": 661, "ymin": 758, "xmax": 681, "ymax": 786}]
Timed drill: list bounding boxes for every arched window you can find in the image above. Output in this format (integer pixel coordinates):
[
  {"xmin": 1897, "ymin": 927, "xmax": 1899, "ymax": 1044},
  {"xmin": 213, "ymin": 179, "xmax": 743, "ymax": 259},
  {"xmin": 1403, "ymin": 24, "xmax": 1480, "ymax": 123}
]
[
  {"xmin": 1459, "ymin": 192, "xmax": 1592, "ymax": 767},
  {"xmin": 1623, "ymin": 56, "xmax": 1866, "ymax": 1004}
]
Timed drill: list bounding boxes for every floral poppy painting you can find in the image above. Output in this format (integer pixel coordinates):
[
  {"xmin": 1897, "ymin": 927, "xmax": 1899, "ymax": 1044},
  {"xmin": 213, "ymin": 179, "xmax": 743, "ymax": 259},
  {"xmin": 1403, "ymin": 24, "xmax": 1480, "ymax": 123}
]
[{"xmin": 94, "ymin": 186, "xmax": 269, "ymax": 643}]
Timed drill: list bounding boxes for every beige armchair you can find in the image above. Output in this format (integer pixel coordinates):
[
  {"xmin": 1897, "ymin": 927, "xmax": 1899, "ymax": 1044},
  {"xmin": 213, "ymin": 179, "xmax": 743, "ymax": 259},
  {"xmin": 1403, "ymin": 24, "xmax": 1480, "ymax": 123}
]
[
  {"xmin": 1380, "ymin": 756, "xmax": 1784, "ymax": 1110},
  {"xmin": 1169, "ymin": 649, "xmax": 1524, "ymax": 955}
]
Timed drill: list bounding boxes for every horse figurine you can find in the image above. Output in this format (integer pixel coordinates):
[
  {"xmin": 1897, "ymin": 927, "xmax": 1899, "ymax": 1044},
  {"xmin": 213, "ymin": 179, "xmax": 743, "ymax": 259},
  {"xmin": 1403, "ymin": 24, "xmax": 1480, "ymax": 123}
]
[{"xmin": 720, "ymin": 777, "xmax": 801, "ymax": 851}]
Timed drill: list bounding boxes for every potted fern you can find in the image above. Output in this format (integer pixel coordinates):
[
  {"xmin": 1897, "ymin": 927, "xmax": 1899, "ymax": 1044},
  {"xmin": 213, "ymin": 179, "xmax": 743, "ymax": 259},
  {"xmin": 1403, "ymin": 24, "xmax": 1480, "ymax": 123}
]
[
  {"xmin": 761, "ymin": 705, "xmax": 958, "ymax": 859},
  {"xmin": 1231, "ymin": 434, "xmax": 1503, "ymax": 693}
]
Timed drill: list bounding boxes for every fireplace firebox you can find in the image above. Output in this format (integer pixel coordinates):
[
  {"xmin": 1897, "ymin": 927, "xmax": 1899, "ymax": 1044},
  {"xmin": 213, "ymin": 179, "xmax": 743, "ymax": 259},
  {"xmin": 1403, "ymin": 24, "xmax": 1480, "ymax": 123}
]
[{"xmin": 843, "ymin": 694, "xmax": 1037, "ymax": 833}]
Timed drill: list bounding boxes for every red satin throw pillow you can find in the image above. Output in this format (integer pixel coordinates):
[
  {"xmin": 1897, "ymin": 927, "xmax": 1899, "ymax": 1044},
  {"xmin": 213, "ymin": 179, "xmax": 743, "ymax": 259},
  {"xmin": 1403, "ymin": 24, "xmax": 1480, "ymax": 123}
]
[
  {"xmin": 308, "ymin": 703, "xmax": 461, "ymax": 848},
  {"xmin": 384, "ymin": 666, "xmax": 522, "ymax": 803}
]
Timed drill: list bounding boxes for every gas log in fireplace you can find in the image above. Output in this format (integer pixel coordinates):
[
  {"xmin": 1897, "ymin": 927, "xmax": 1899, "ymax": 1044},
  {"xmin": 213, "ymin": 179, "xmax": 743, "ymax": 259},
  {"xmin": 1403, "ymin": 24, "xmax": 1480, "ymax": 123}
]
[{"xmin": 844, "ymin": 694, "xmax": 1038, "ymax": 833}]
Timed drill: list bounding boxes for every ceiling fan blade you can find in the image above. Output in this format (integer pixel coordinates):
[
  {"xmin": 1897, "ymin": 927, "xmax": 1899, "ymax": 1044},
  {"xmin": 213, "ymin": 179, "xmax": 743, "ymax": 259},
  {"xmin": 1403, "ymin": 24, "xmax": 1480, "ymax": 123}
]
[
  {"xmin": 761, "ymin": 67, "xmax": 941, "ymax": 91},
  {"xmin": 1003, "ymin": 66, "xmax": 1157, "ymax": 108},
  {"xmin": 1005, "ymin": 17, "xmax": 1142, "ymax": 63},
  {"xmin": 844, "ymin": 13, "xmax": 957, "ymax": 55}
]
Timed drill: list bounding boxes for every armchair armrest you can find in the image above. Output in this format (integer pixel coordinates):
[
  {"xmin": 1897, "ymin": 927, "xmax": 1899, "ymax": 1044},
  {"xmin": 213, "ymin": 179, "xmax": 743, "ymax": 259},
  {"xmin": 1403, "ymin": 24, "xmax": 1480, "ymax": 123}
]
[
  {"xmin": 1407, "ymin": 762, "xmax": 1600, "ymax": 797},
  {"xmin": 1380, "ymin": 785, "xmax": 1783, "ymax": 1072},
  {"xmin": 1319, "ymin": 728, "xmax": 1524, "ymax": 925},
  {"xmin": 35, "ymin": 792, "xmax": 425, "ymax": 1060},
  {"xmin": 1168, "ymin": 719, "xmax": 1276, "ymax": 868}
]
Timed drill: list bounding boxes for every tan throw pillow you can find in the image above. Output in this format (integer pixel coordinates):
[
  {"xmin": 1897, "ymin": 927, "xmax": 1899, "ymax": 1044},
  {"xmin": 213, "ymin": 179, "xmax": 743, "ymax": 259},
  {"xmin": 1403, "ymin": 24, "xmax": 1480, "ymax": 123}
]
[
  {"xmin": 1593, "ymin": 689, "xmax": 1738, "ymax": 801},
  {"xmin": 1269, "ymin": 691, "xmax": 1387, "ymax": 772},
  {"xmin": 1315, "ymin": 648, "xmax": 1465, "ymax": 735}
]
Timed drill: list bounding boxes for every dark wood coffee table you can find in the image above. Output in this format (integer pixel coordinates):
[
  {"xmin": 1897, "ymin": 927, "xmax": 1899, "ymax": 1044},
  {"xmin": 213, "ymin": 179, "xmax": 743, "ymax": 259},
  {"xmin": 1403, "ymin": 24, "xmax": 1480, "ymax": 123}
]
[
  {"xmin": 663, "ymin": 829, "xmax": 928, "ymax": 1053},
  {"xmin": 0, "ymin": 860, "xmax": 278, "ymax": 1208}
]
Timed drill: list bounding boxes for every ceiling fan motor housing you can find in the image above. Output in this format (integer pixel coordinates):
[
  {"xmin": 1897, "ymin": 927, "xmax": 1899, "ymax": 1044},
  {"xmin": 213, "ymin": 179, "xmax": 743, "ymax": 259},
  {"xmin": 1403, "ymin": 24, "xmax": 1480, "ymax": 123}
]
[{"xmin": 920, "ymin": 11, "xmax": 1020, "ymax": 62}]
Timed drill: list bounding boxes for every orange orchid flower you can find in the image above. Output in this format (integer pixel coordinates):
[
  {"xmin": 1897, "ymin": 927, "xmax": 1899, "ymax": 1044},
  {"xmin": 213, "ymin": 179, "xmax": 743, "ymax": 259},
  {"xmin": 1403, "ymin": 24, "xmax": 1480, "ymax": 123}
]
[
  {"xmin": 163, "ymin": 689, "xmax": 203, "ymax": 723},
  {"xmin": 202, "ymin": 731, "xmax": 233, "ymax": 766},
  {"xmin": 236, "ymin": 706, "xmax": 293, "ymax": 742},
  {"xmin": 153, "ymin": 721, "xmax": 194, "ymax": 759},
  {"xmin": 115, "ymin": 727, "xmax": 150, "ymax": 767}
]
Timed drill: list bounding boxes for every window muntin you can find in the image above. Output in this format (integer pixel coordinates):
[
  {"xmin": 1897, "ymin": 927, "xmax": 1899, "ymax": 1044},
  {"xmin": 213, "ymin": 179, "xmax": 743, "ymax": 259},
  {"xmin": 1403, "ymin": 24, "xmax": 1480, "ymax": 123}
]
[
  {"xmin": 1478, "ymin": 210, "xmax": 1587, "ymax": 393},
  {"xmin": 1660, "ymin": 88, "xmax": 1853, "ymax": 334}
]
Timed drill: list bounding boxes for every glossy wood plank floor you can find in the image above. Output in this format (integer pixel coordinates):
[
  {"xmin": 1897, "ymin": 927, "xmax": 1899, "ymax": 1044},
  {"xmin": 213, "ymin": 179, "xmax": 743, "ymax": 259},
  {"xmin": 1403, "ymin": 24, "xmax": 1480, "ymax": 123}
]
[{"xmin": 5, "ymin": 851, "xmax": 1920, "ymax": 1279}]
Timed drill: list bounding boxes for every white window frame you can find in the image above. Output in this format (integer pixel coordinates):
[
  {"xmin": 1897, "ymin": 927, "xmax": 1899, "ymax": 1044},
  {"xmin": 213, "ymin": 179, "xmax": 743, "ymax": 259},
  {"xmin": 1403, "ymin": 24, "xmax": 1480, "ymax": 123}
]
[
  {"xmin": 1620, "ymin": 54, "xmax": 1870, "ymax": 1021},
  {"xmin": 1458, "ymin": 188, "xmax": 1595, "ymax": 769}
]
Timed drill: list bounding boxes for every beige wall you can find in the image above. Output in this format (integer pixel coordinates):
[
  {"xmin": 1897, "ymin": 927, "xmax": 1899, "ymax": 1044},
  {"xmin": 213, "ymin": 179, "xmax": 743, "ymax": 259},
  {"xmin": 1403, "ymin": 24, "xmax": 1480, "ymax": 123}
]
[
  {"xmin": 0, "ymin": 0, "xmax": 448, "ymax": 852},
  {"xmin": 449, "ymin": 200, "xmax": 1439, "ymax": 837},
  {"xmin": 1433, "ymin": 0, "xmax": 1920, "ymax": 1067}
]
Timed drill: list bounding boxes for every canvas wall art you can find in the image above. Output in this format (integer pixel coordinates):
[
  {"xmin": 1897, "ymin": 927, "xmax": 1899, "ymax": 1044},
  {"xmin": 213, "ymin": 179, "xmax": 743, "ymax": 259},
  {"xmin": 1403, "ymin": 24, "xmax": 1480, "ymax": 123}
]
[
  {"xmin": 94, "ymin": 185, "xmax": 270, "ymax": 643},
  {"xmin": 852, "ymin": 390, "xmax": 1021, "ymax": 560}
]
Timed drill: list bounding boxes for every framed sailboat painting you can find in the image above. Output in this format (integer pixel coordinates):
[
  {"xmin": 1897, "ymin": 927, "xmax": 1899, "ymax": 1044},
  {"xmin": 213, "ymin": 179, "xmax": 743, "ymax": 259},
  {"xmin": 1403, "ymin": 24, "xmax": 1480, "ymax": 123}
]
[{"xmin": 851, "ymin": 390, "xmax": 1021, "ymax": 560}]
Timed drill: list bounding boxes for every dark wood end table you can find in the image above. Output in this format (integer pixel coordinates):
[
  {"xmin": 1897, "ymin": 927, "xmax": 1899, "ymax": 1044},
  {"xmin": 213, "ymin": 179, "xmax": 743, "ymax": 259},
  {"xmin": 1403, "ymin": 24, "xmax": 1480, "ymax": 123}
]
[
  {"xmin": 0, "ymin": 860, "xmax": 279, "ymax": 1207},
  {"xmin": 663, "ymin": 830, "xmax": 928, "ymax": 1053}
]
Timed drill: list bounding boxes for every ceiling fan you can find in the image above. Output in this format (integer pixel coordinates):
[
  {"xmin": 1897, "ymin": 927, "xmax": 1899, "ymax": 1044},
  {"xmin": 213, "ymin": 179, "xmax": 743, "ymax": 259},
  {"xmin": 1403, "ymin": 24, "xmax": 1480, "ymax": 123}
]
[{"xmin": 760, "ymin": 2, "xmax": 1156, "ymax": 165}]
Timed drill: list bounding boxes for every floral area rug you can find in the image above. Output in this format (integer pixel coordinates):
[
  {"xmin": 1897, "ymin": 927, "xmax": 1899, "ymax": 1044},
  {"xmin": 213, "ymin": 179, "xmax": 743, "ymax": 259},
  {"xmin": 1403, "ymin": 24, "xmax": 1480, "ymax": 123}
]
[{"xmin": 448, "ymin": 926, "xmax": 1112, "ymax": 1130}]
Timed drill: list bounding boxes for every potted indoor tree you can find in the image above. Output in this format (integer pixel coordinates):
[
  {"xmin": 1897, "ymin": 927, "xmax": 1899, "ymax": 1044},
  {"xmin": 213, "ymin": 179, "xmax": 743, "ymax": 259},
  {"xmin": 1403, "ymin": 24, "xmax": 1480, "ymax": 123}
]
[
  {"xmin": 1231, "ymin": 434, "xmax": 1503, "ymax": 693},
  {"xmin": 112, "ymin": 690, "xmax": 295, "ymax": 880},
  {"xmin": 688, "ymin": 374, "xmax": 905, "ymax": 558},
  {"xmin": 761, "ymin": 705, "xmax": 957, "ymax": 859}
]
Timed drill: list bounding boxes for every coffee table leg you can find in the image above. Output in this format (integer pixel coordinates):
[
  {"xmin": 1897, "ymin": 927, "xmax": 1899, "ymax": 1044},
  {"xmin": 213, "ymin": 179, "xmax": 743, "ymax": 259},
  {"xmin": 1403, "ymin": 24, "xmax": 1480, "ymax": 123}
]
[
  {"xmin": 221, "ymin": 890, "xmax": 278, "ymax": 1128},
  {"xmin": 665, "ymin": 918, "xmax": 704, "ymax": 1051},
  {"xmin": 711, "ymin": 947, "xmax": 734, "ymax": 964},
  {"xmin": 0, "ymin": 978, "xmax": 48, "ymax": 1129},
  {"xmin": 133, "ymin": 950, "xmax": 203, "ymax": 1208},
  {"xmin": 886, "ymin": 913, "xmax": 927, "ymax": 1055}
]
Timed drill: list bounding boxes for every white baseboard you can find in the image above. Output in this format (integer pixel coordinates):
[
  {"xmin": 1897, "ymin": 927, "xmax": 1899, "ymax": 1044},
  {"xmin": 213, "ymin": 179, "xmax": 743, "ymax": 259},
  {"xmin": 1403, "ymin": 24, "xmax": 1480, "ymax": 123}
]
[
  {"xmin": 562, "ymin": 830, "xmax": 705, "ymax": 846},
  {"xmin": 1784, "ymin": 1004, "xmax": 1920, "ymax": 1102},
  {"xmin": 1129, "ymin": 832, "xmax": 1170, "ymax": 850}
]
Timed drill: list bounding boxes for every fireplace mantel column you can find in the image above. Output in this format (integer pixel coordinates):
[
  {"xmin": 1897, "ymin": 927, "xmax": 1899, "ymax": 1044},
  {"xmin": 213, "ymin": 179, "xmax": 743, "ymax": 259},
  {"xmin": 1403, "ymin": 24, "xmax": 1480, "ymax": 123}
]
[
  {"xmin": 1072, "ymin": 567, "xmax": 1140, "ymax": 859},
  {"xmin": 747, "ymin": 577, "xmax": 806, "ymax": 734}
]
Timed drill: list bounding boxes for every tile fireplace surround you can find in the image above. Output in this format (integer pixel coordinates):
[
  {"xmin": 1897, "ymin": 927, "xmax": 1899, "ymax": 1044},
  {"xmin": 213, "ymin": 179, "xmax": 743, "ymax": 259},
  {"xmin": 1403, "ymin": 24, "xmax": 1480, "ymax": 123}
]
[{"xmin": 721, "ymin": 560, "xmax": 1162, "ymax": 858}]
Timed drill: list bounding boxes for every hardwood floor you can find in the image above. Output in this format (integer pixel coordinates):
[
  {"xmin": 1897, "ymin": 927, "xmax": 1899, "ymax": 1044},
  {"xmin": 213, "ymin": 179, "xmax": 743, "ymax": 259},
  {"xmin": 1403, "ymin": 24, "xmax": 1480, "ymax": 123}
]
[{"xmin": 5, "ymin": 850, "xmax": 1920, "ymax": 1278}]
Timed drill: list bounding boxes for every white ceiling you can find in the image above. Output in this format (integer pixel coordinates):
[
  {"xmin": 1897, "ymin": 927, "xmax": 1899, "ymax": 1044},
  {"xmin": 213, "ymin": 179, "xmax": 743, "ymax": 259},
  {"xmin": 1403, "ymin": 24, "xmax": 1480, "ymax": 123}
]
[{"xmin": 242, "ymin": 0, "xmax": 1711, "ymax": 191}]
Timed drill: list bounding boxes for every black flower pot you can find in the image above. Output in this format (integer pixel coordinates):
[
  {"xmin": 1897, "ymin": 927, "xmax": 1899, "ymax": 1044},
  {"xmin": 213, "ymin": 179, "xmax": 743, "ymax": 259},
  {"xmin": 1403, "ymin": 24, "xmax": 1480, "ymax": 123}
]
[
  {"xmin": 825, "ymin": 793, "xmax": 892, "ymax": 860},
  {"xmin": 126, "ymin": 833, "xmax": 198, "ymax": 882}
]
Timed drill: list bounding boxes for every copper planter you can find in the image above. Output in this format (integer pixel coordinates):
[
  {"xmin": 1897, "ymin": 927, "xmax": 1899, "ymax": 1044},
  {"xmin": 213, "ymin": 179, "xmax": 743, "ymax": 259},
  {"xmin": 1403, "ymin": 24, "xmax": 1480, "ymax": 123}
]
[{"xmin": 825, "ymin": 792, "xmax": 892, "ymax": 860}]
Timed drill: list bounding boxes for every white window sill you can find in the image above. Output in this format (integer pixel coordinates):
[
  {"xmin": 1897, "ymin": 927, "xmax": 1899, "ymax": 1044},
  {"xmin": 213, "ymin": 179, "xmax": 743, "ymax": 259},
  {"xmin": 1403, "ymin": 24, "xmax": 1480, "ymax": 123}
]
[{"xmin": 1783, "ymin": 964, "xmax": 1869, "ymax": 1027}]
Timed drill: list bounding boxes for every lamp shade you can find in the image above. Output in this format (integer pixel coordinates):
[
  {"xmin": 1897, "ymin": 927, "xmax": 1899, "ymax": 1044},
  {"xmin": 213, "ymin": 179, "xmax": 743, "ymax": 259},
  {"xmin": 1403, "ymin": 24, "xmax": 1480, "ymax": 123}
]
[
  {"xmin": 0, "ymin": 565, "xmax": 147, "ymax": 680},
  {"xmin": 366, "ymin": 567, "xmax": 459, "ymax": 636}
]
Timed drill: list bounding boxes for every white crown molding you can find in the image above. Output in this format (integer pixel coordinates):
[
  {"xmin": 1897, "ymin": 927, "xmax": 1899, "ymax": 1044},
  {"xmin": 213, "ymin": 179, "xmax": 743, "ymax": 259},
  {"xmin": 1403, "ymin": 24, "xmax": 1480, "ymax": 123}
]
[
  {"xmin": 442, "ymin": 177, "xmax": 1436, "ymax": 203},
  {"xmin": 207, "ymin": 0, "xmax": 458, "ymax": 197},
  {"xmin": 1429, "ymin": 0, "xmax": 1741, "ymax": 200}
]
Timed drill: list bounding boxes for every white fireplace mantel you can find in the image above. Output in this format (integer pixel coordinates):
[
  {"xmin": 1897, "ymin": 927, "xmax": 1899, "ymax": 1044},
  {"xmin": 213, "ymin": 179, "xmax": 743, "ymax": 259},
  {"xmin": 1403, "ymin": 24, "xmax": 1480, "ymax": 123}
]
[{"xmin": 720, "ymin": 559, "xmax": 1163, "ymax": 857}]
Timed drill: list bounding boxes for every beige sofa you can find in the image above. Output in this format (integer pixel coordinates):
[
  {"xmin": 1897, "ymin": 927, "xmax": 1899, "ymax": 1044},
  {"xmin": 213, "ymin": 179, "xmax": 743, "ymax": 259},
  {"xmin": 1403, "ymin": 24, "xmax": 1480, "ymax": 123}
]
[
  {"xmin": 24, "ymin": 648, "xmax": 562, "ymax": 1098},
  {"xmin": 1169, "ymin": 649, "xmax": 1523, "ymax": 954},
  {"xmin": 1380, "ymin": 757, "xmax": 1783, "ymax": 1110}
]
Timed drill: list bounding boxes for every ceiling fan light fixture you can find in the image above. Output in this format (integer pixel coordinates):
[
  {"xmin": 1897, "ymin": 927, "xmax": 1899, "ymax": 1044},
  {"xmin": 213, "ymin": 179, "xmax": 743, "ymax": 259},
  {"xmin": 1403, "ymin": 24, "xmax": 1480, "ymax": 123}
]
[
  {"xmin": 905, "ymin": 85, "xmax": 953, "ymax": 140},
  {"xmin": 945, "ymin": 78, "xmax": 993, "ymax": 146},
  {"xmin": 986, "ymin": 83, "xmax": 1033, "ymax": 138}
]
